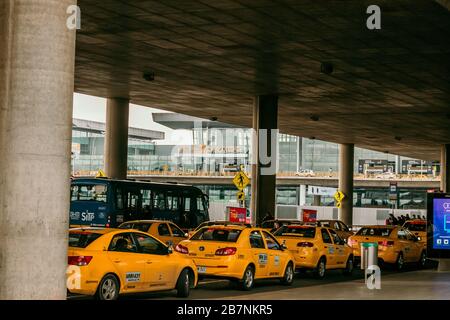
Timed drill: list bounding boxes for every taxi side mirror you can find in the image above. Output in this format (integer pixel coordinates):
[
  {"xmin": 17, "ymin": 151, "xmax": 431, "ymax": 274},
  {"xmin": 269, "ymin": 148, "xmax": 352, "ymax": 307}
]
[
  {"xmin": 281, "ymin": 243, "xmax": 287, "ymax": 250},
  {"xmin": 167, "ymin": 245, "xmax": 173, "ymax": 254},
  {"xmin": 416, "ymin": 236, "xmax": 421, "ymax": 242},
  {"xmin": 184, "ymin": 233, "xmax": 189, "ymax": 238}
]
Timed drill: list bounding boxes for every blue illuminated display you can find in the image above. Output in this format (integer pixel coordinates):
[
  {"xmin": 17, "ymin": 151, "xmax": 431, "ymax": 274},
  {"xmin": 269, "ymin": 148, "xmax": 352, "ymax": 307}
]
[{"xmin": 433, "ymin": 199, "xmax": 450, "ymax": 249}]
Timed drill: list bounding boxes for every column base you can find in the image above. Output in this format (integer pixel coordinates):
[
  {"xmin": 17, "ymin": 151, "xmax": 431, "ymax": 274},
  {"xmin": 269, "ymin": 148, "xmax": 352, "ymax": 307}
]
[{"xmin": 438, "ymin": 259, "xmax": 450, "ymax": 272}]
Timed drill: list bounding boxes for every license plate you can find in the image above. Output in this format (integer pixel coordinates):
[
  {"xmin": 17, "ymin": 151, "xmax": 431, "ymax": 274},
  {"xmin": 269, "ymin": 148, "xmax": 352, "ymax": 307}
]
[{"xmin": 197, "ymin": 266, "xmax": 207, "ymax": 273}]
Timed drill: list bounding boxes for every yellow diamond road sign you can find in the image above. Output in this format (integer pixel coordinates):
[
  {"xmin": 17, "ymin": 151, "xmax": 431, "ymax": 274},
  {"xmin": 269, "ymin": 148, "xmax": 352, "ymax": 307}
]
[
  {"xmin": 237, "ymin": 191, "xmax": 245, "ymax": 201},
  {"xmin": 233, "ymin": 171, "xmax": 250, "ymax": 190},
  {"xmin": 334, "ymin": 191, "xmax": 345, "ymax": 202}
]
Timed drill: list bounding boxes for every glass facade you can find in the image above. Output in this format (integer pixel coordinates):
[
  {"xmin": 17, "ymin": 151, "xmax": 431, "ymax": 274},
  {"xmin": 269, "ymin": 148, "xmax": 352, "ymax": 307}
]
[{"xmin": 72, "ymin": 120, "xmax": 432, "ymax": 209}]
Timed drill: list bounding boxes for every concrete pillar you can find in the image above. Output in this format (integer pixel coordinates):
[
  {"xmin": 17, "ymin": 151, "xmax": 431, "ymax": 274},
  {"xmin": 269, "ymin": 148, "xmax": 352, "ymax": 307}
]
[
  {"xmin": 251, "ymin": 95, "xmax": 278, "ymax": 225},
  {"xmin": 395, "ymin": 155, "xmax": 401, "ymax": 174},
  {"xmin": 313, "ymin": 195, "xmax": 321, "ymax": 206},
  {"xmin": 440, "ymin": 144, "xmax": 450, "ymax": 192},
  {"xmin": 338, "ymin": 144, "xmax": 354, "ymax": 225},
  {"xmin": 104, "ymin": 98, "xmax": 129, "ymax": 179},
  {"xmin": 299, "ymin": 185, "xmax": 306, "ymax": 206},
  {"xmin": 0, "ymin": 0, "xmax": 76, "ymax": 299}
]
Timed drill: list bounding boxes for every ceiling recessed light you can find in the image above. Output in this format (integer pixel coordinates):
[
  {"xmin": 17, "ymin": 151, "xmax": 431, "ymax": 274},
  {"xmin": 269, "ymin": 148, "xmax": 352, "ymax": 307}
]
[
  {"xmin": 143, "ymin": 71, "xmax": 155, "ymax": 81},
  {"xmin": 310, "ymin": 115, "xmax": 319, "ymax": 121},
  {"xmin": 394, "ymin": 136, "xmax": 402, "ymax": 141},
  {"xmin": 320, "ymin": 62, "xmax": 334, "ymax": 75}
]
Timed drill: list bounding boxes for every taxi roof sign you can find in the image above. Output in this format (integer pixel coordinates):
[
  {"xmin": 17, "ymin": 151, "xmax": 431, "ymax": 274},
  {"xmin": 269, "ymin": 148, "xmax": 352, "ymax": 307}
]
[{"xmin": 96, "ymin": 169, "xmax": 107, "ymax": 178}]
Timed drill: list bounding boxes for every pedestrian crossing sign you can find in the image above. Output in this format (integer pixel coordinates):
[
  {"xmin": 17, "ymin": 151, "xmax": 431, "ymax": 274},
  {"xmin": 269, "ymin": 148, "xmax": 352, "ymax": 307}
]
[
  {"xmin": 233, "ymin": 171, "xmax": 250, "ymax": 190},
  {"xmin": 237, "ymin": 191, "xmax": 246, "ymax": 201}
]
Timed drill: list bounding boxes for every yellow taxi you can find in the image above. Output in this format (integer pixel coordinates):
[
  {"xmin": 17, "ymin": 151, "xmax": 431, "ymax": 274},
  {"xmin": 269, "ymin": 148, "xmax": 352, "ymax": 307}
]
[
  {"xmin": 403, "ymin": 220, "xmax": 427, "ymax": 243},
  {"xmin": 118, "ymin": 220, "xmax": 188, "ymax": 246},
  {"xmin": 176, "ymin": 225, "xmax": 295, "ymax": 290},
  {"xmin": 348, "ymin": 225, "xmax": 427, "ymax": 270},
  {"xmin": 66, "ymin": 228, "xmax": 198, "ymax": 300},
  {"xmin": 273, "ymin": 225, "xmax": 354, "ymax": 278}
]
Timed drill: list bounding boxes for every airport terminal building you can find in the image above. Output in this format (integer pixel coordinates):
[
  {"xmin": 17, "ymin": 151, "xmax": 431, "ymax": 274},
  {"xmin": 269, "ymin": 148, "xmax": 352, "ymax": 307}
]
[{"xmin": 71, "ymin": 114, "xmax": 436, "ymax": 210}]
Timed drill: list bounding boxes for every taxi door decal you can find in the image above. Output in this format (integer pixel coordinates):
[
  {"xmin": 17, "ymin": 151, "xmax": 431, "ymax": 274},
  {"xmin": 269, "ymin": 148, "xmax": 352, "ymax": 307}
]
[
  {"xmin": 274, "ymin": 256, "xmax": 280, "ymax": 266},
  {"xmin": 125, "ymin": 272, "xmax": 141, "ymax": 282},
  {"xmin": 258, "ymin": 253, "xmax": 268, "ymax": 265},
  {"xmin": 328, "ymin": 246, "xmax": 335, "ymax": 254}
]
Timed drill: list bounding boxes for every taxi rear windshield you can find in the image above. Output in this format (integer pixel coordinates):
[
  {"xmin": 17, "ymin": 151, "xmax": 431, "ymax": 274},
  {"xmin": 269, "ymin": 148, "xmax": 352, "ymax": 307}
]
[
  {"xmin": 191, "ymin": 228, "xmax": 242, "ymax": 242},
  {"xmin": 273, "ymin": 226, "xmax": 316, "ymax": 238},
  {"xmin": 404, "ymin": 223, "xmax": 426, "ymax": 232},
  {"xmin": 356, "ymin": 228, "xmax": 393, "ymax": 237},
  {"xmin": 69, "ymin": 232, "xmax": 102, "ymax": 248},
  {"xmin": 119, "ymin": 223, "xmax": 153, "ymax": 232}
]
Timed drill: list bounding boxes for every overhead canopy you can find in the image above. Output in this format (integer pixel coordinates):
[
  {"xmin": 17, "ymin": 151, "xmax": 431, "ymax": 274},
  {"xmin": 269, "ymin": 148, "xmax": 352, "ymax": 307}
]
[{"xmin": 75, "ymin": 0, "xmax": 450, "ymax": 160}]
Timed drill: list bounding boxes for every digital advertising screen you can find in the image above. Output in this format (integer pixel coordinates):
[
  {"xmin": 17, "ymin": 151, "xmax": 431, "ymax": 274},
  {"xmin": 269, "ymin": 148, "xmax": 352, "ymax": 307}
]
[{"xmin": 427, "ymin": 193, "xmax": 450, "ymax": 258}]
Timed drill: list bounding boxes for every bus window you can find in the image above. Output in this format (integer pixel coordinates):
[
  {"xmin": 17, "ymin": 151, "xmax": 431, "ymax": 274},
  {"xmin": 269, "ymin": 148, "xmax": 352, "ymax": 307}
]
[
  {"xmin": 153, "ymin": 191, "xmax": 166, "ymax": 210},
  {"xmin": 167, "ymin": 192, "xmax": 180, "ymax": 210},
  {"xmin": 184, "ymin": 197, "xmax": 191, "ymax": 212},
  {"xmin": 197, "ymin": 196, "xmax": 205, "ymax": 212},
  {"xmin": 116, "ymin": 188, "xmax": 124, "ymax": 210},
  {"xmin": 71, "ymin": 184, "xmax": 107, "ymax": 203},
  {"xmin": 142, "ymin": 189, "xmax": 152, "ymax": 208}
]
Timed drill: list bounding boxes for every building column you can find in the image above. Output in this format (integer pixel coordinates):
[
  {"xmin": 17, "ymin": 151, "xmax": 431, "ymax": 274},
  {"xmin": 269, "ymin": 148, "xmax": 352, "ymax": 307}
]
[
  {"xmin": 104, "ymin": 98, "xmax": 129, "ymax": 179},
  {"xmin": 338, "ymin": 144, "xmax": 354, "ymax": 225},
  {"xmin": 251, "ymin": 95, "xmax": 278, "ymax": 225},
  {"xmin": 313, "ymin": 195, "xmax": 321, "ymax": 206},
  {"xmin": 299, "ymin": 185, "xmax": 306, "ymax": 206},
  {"xmin": 440, "ymin": 144, "xmax": 450, "ymax": 192},
  {"xmin": 439, "ymin": 144, "xmax": 450, "ymax": 271},
  {"xmin": 0, "ymin": 0, "xmax": 76, "ymax": 299}
]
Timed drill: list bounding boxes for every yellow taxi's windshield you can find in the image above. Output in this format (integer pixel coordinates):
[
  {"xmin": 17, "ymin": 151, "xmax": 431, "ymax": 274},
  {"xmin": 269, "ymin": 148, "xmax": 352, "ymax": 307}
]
[
  {"xmin": 69, "ymin": 231, "xmax": 102, "ymax": 248},
  {"xmin": 191, "ymin": 228, "xmax": 242, "ymax": 242},
  {"xmin": 356, "ymin": 227, "xmax": 393, "ymax": 237},
  {"xmin": 274, "ymin": 226, "xmax": 316, "ymax": 238},
  {"xmin": 404, "ymin": 222, "xmax": 426, "ymax": 232}
]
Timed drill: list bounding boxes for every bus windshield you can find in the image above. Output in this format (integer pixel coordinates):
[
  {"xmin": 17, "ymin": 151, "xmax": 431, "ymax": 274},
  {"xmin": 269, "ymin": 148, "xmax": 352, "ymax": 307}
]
[{"xmin": 71, "ymin": 184, "xmax": 108, "ymax": 203}]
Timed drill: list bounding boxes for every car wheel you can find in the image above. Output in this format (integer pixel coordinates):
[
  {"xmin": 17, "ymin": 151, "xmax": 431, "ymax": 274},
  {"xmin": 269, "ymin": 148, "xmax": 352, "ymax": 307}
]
[
  {"xmin": 396, "ymin": 253, "xmax": 404, "ymax": 271},
  {"xmin": 280, "ymin": 262, "xmax": 294, "ymax": 285},
  {"xmin": 240, "ymin": 266, "xmax": 255, "ymax": 291},
  {"xmin": 176, "ymin": 269, "xmax": 190, "ymax": 298},
  {"xmin": 96, "ymin": 274, "xmax": 119, "ymax": 300},
  {"xmin": 343, "ymin": 256, "xmax": 354, "ymax": 275},
  {"xmin": 313, "ymin": 257, "xmax": 326, "ymax": 279},
  {"xmin": 418, "ymin": 251, "xmax": 427, "ymax": 269}
]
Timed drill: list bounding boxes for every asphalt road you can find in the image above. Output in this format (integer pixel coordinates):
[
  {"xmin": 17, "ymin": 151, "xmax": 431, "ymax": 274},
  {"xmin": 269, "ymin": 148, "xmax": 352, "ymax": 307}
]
[{"xmin": 69, "ymin": 261, "xmax": 437, "ymax": 300}]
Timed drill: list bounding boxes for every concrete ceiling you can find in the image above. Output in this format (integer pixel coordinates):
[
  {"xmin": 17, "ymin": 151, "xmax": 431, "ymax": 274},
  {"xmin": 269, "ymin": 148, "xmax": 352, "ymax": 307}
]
[{"xmin": 75, "ymin": 0, "xmax": 450, "ymax": 160}]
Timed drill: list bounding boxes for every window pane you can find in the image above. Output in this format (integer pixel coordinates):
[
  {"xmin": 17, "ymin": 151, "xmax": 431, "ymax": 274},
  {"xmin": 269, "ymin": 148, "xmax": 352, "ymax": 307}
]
[
  {"xmin": 71, "ymin": 184, "xmax": 107, "ymax": 203},
  {"xmin": 68, "ymin": 232, "xmax": 101, "ymax": 248},
  {"xmin": 249, "ymin": 231, "xmax": 265, "ymax": 249},
  {"xmin": 153, "ymin": 191, "xmax": 166, "ymax": 210},
  {"xmin": 263, "ymin": 231, "xmax": 281, "ymax": 250},
  {"xmin": 170, "ymin": 224, "xmax": 185, "ymax": 237},
  {"xmin": 321, "ymin": 229, "xmax": 332, "ymax": 244},
  {"xmin": 109, "ymin": 233, "xmax": 137, "ymax": 253},
  {"xmin": 134, "ymin": 233, "xmax": 167, "ymax": 255},
  {"xmin": 158, "ymin": 223, "xmax": 171, "ymax": 236}
]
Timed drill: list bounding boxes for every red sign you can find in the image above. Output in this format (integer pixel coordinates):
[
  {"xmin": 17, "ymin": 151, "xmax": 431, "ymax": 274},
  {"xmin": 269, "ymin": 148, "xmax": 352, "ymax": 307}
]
[
  {"xmin": 227, "ymin": 207, "xmax": 247, "ymax": 223},
  {"xmin": 302, "ymin": 209, "xmax": 317, "ymax": 222}
]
